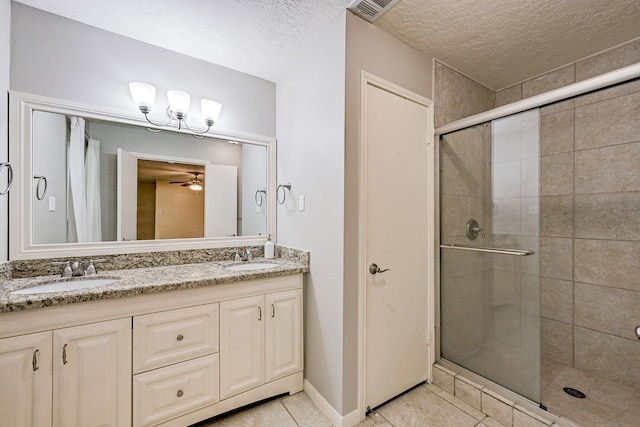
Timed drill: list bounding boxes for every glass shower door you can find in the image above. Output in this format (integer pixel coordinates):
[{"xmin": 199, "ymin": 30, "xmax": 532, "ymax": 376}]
[{"xmin": 439, "ymin": 109, "xmax": 541, "ymax": 402}]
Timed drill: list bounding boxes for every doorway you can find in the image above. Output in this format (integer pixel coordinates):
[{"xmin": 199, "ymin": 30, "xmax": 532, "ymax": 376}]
[{"xmin": 359, "ymin": 72, "xmax": 435, "ymax": 412}]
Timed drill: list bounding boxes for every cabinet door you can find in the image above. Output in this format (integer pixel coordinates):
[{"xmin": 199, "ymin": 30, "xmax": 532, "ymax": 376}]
[
  {"xmin": 265, "ymin": 289, "xmax": 303, "ymax": 382},
  {"xmin": 53, "ymin": 318, "xmax": 132, "ymax": 427},
  {"xmin": 0, "ymin": 332, "xmax": 52, "ymax": 427},
  {"xmin": 219, "ymin": 295, "xmax": 264, "ymax": 399}
]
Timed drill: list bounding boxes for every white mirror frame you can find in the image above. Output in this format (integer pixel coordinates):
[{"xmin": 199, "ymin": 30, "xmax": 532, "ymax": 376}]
[{"xmin": 9, "ymin": 90, "xmax": 277, "ymax": 260}]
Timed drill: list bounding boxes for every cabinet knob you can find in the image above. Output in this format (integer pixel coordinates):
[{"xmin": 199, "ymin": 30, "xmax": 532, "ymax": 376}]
[
  {"xmin": 176, "ymin": 334, "xmax": 184, "ymax": 342},
  {"xmin": 177, "ymin": 389, "xmax": 184, "ymax": 398}
]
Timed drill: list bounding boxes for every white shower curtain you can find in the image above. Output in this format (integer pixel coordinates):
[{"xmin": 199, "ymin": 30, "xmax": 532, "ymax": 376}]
[
  {"xmin": 68, "ymin": 118, "xmax": 102, "ymax": 243},
  {"xmin": 85, "ymin": 138, "xmax": 102, "ymax": 241},
  {"xmin": 68, "ymin": 117, "xmax": 88, "ymax": 242}
]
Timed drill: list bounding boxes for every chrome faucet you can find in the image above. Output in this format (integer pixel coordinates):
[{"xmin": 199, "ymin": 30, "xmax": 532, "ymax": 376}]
[
  {"xmin": 52, "ymin": 259, "xmax": 106, "ymax": 277},
  {"xmin": 233, "ymin": 250, "xmax": 253, "ymax": 262},
  {"xmin": 71, "ymin": 261, "xmax": 85, "ymax": 277}
]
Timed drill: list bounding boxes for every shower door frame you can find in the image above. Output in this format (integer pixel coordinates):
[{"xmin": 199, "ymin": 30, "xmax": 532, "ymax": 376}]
[{"xmin": 434, "ymin": 62, "xmax": 640, "ymax": 418}]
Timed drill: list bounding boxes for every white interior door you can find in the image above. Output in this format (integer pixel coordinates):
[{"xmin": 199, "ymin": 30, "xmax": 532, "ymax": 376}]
[
  {"xmin": 204, "ymin": 164, "xmax": 238, "ymax": 237},
  {"xmin": 363, "ymin": 78, "xmax": 433, "ymax": 410},
  {"xmin": 116, "ymin": 148, "xmax": 137, "ymax": 241}
]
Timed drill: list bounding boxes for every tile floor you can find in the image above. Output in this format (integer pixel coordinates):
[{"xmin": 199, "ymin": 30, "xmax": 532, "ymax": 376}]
[
  {"xmin": 541, "ymin": 359, "xmax": 640, "ymax": 426},
  {"xmin": 191, "ymin": 363, "xmax": 640, "ymax": 427},
  {"xmin": 192, "ymin": 382, "xmax": 533, "ymax": 427}
]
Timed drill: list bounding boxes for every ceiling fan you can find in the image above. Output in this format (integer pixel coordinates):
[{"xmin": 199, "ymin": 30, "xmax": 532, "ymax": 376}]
[{"xmin": 169, "ymin": 171, "xmax": 204, "ymax": 191}]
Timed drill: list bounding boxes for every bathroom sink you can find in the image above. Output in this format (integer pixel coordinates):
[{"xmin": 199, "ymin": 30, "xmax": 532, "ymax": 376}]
[
  {"xmin": 225, "ymin": 263, "xmax": 279, "ymax": 271},
  {"xmin": 10, "ymin": 278, "xmax": 119, "ymax": 295}
]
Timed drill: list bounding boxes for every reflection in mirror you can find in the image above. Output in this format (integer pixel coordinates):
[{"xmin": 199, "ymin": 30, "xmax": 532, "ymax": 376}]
[{"xmin": 31, "ymin": 110, "xmax": 268, "ymax": 245}]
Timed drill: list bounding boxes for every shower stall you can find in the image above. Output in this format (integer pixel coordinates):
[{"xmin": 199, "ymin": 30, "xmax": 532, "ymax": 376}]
[{"xmin": 437, "ymin": 68, "xmax": 640, "ymax": 425}]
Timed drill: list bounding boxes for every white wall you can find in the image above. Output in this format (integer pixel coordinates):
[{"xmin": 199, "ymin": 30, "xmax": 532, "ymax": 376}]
[
  {"xmin": 32, "ymin": 111, "xmax": 67, "ymax": 244},
  {"xmin": 10, "ymin": 2, "xmax": 275, "ymax": 138},
  {"xmin": 276, "ymin": 10, "xmax": 347, "ymax": 415},
  {"xmin": 0, "ymin": 0, "xmax": 10, "ymax": 261}
]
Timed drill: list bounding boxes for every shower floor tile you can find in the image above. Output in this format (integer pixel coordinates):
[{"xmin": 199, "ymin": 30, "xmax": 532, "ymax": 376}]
[{"xmin": 542, "ymin": 359, "xmax": 640, "ymax": 426}]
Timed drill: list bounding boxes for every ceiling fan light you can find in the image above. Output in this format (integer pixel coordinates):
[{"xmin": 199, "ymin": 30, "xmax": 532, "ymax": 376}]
[
  {"xmin": 167, "ymin": 90, "xmax": 191, "ymax": 119},
  {"xmin": 129, "ymin": 82, "xmax": 156, "ymax": 114},
  {"xmin": 201, "ymin": 99, "xmax": 222, "ymax": 125},
  {"xmin": 189, "ymin": 182, "xmax": 203, "ymax": 191}
]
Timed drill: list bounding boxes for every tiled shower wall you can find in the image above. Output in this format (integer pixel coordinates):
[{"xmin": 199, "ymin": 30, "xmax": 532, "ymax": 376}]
[
  {"xmin": 435, "ymin": 39, "xmax": 640, "ymax": 389},
  {"xmin": 494, "ymin": 39, "xmax": 640, "ymax": 389}
]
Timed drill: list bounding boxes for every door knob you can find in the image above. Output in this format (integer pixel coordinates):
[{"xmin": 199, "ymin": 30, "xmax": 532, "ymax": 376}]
[{"xmin": 369, "ymin": 263, "xmax": 390, "ymax": 275}]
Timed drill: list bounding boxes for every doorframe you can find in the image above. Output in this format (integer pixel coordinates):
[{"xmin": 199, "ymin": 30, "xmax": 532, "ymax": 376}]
[{"xmin": 357, "ymin": 71, "xmax": 436, "ymax": 420}]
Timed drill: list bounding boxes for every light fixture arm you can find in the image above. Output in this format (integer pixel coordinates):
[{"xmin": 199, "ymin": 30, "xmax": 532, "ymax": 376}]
[{"xmin": 141, "ymin": 111, "xmax": 173, "ymax": 128}]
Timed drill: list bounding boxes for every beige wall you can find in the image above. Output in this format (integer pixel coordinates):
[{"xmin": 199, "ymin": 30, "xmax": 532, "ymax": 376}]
[
  {"xmin": 154, "ymin": 182, "xmax": 204, "ymax": 239},
  {"xmin": 344, "ymin": 11, "xmax": 434, "ymax": 414}
]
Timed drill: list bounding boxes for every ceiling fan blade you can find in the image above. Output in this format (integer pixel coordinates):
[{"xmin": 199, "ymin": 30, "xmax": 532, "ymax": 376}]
[{"xmin": 169, "ymin": 181, "xmax": 187, "ymax": 184}]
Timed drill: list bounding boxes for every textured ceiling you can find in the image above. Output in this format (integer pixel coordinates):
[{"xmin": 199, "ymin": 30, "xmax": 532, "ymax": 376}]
[
  {"xmin": 13, "ymin": 0, "xmax": 640, "ymax": 89},
  {"xmin": 376, "ymin": 0, "xmax": 640, "ymax": 90}
]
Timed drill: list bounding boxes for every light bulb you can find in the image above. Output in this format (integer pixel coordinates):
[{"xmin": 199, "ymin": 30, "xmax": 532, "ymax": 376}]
[
  {"xmin": 201, "ymin": 99, "xmax": 222, "ymax": 126},
  {"xmin": 129, "ymin": 82, "xmax": 156, "ymax": 114},
  {"xmin": 167, "ymin": 90, "xmax": 191, "ymax": 119}
]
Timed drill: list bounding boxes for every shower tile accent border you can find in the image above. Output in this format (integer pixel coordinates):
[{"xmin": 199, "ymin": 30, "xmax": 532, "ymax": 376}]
[
  {"xmin": 6, "ymin": 245, "xmax": 310, "ymax": 279},
  {"xmin": 432, "ymin": 364, "xmax": 578, "ymax": 427}
]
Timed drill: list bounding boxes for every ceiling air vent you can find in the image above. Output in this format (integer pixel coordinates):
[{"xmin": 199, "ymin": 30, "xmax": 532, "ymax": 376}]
[{"xmin": 347, "ymin": 0, "xmax": 400, "ymax": 23}]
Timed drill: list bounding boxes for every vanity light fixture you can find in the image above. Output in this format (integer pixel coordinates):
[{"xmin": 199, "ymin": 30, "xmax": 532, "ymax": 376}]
[{"xmin": 128, "ymin": 82, "xmax": 222, "ymax": 135}]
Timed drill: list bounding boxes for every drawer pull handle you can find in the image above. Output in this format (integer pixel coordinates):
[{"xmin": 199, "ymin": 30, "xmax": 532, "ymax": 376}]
[
  {"xmin": 62, "ymin": 344, "xmax": 68, "ymax": 365},
  {"xmin": 258, "ymin": 306, "xmax": 262, "ymax": 321},
  {"xmin": 176, "ymin": 334, "xmax": 184, "ymax": 342},
  {"xmin": 177, "ymin": 389, "xmax": 184, "ymax": 398},
  {"xmin": 32, "ymin": 349, "xmax": 40, "ymax": 371}
]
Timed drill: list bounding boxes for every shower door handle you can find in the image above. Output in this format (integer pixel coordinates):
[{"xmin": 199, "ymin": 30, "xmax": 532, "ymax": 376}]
[{"xmin": 369, "ymin": 263, "xmax": 390, "ymax": 275}]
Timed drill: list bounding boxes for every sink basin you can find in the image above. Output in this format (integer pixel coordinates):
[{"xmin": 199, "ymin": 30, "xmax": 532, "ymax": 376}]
[
  {"xmin": 225, "ymin": 263, "xmax": 279, "ymax": 271},
  {"xmin": 10, "ymin": 278, "xmax": 119, "ymax": 295}
]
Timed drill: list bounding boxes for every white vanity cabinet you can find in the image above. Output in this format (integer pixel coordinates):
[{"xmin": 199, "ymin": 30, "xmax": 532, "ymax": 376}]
[
  {"xmin": 0, "ymin": 331, "xmax": 52, "ymax": 427},
  {"xmin": 220, "ymin": 289, "xmax": 303, "ymax": 400},
  {"xmin": 132, "ymin": 304, "xmax": 220, "ymax": 427},
  {"xmin": 0, "ymin": 272, "xmax": 304, "ymax": 427},
  {"xmin": 0, "ymin": 318, "xmax": 131, "ymax": 427}
]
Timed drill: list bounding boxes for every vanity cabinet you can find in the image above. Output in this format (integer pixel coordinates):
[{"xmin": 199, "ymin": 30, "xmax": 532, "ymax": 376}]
[
  {"xmin": 53, "ymin": 318, "xmax": 132, "ymax": 427},
  {"xmin": 220, "ymin": 289, "xmax": 303, "ymax": 400},
  {"xmin": 0, "ymin": 331, "xmax": 52, "ymax": 427},
  {"xmin": 0, "ymin": 318, "xmax": 131, "ymax": 427},
  {"xmin": 0, "ymin": 273, "xmax": 304, "ymax": 427},
  {"xmin": 133, "ymin": 304, "xmax": 220, "ymax": 427}
]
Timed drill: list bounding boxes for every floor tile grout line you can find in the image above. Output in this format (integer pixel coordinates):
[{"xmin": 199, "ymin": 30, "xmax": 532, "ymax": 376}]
[{"xmin": 278, "ymin": 396, "xmax": 302, "ymax": 427}]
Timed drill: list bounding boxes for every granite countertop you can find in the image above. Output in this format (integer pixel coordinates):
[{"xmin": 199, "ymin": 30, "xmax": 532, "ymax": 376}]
[{"xmin": 0, "ymin": 258, "xmax": 308, "ymax": 313}]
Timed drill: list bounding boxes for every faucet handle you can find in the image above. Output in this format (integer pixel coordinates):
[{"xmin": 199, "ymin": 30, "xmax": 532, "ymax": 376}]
[
  {"xmin": 52, "ymin": 261, "xmax": 72, "ymax": 277},
  {"xmin": 85, "ymin": 259, "xmax": 106, "ymax": 276}
]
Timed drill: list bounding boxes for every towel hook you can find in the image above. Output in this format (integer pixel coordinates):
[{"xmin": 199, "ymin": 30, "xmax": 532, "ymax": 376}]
[
  {"xmin": 255, "ymin": 189, "xmax": 266, "ymax": 207},
  {"xmin": 277, "ymin": 183, "xmax": 291, "ymax": 205},
  {"xmin": 34, "ymin": 176, "xmax": 48, "ymax": 200},
  {"xmin": 0, "ymin": 163, "xmax": 13, "ymax": 195}
]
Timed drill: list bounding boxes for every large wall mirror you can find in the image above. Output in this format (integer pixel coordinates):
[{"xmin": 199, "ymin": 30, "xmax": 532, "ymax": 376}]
[{"xmin": 9, "ymin": 91, "xmax": 276, "ymax": 260}]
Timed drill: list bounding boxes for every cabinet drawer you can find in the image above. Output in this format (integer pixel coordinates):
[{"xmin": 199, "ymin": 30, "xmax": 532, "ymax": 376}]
[
  {"xmin": 133, "ymin": 354, "xmax": 219, "ymax": 427},
  {"xmin": 133, "ymin": 303, "xmax": 218, "ymax": 373}
]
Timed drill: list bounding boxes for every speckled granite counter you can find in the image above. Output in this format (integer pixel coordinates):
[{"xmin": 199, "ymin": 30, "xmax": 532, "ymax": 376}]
[{"xmin": 0, "ymin": 257, "xmax": 308, "ymax": 313}]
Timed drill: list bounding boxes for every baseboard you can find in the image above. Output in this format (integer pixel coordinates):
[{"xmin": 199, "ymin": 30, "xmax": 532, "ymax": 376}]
[{"xmin": 303, "ymin": 379, "xmax": 361, "ymax": 427}]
